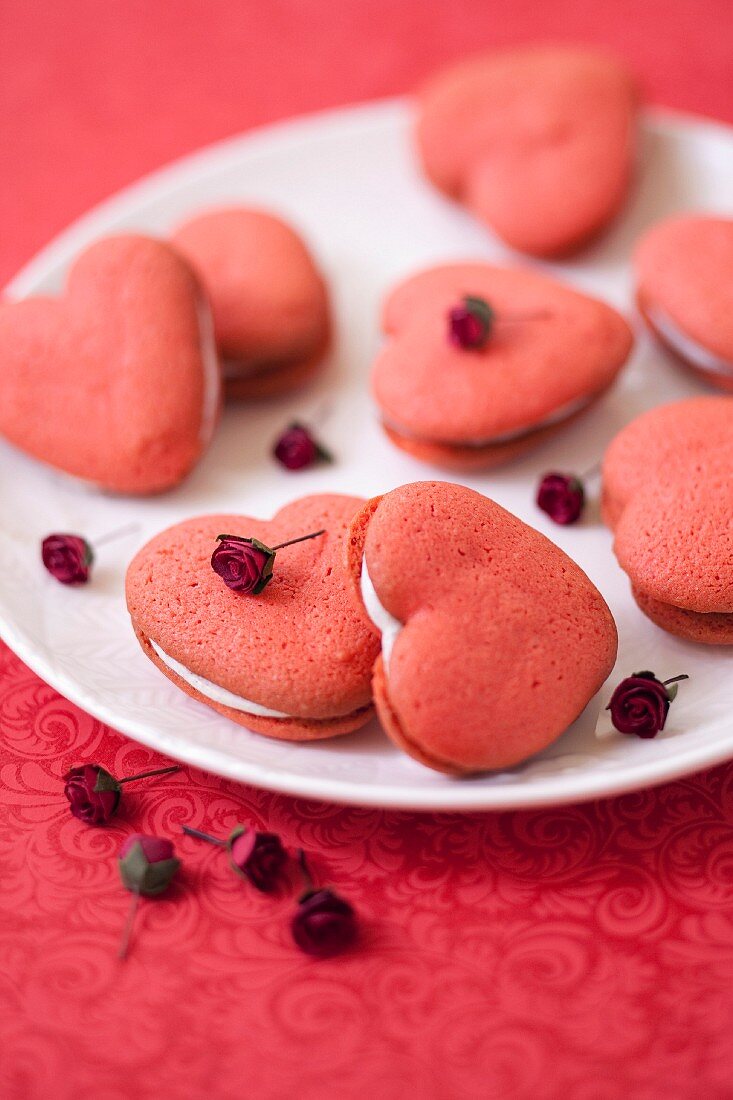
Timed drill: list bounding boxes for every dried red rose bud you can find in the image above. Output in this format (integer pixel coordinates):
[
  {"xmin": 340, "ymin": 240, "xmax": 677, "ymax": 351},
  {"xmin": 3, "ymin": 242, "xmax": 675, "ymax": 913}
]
[
  {"xmin": 211, "ymin": 536, "xmax": 274, "ymax": 594},
  {"xmin": 607, "ymin": 671, "xmax": 689, "ymax": 738},
  {"xmin": 536, "ymin": 472, "xmax": 586, "ymax": 525},
  {"xmin": 211, "ymin": 529, "xmax": 325, "ymax": 595},
  {"xmin": 448, "ymin": 295, "xmax": 495, "ymax": 349},
  {"xmin": 64, "ymin": 765, "xmax": 120, "ymax": 824},
  {"xmin": 118, "ymin": 834, "xmax": 181, "ymax": 960},
  {"xmin": 119, "ymin": 834, "xmax": 180, "ymax": 896},
  {"xmin": 228, "ymin": 827, "xmax": 287, "ymax": 891},
  {"xmin": 63, "ymin": 763, "xmax": 179, "ymax": 826},
  {"xmin": 42, "ymin": 534, "xmax": 93, "ymax": 584},
  {"xmin": 273, "ymin": 422, "xmax": 332, "ymax": 471},
  {"xmin": 292, "ymin": 849, "xmax": 357, "ymax": 957},
  {"xmin": 182, "ymin": 823, "xmax": 287, "ymax": 891},
  {"xmin": 292, "ymin": 888, "xmax": 357, "ymax": 957},
  {"xmin": 41, "ymin": 523, "xmax": 138, "ymax": 586}
]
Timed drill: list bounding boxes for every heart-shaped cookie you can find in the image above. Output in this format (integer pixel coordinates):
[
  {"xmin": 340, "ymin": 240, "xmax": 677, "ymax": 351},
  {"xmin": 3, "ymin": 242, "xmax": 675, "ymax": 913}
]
[
  {"xmin": 347, "ymin": 481, "xmax": 617, "ymax": 774},
  {"xmin": 371, "ymin": 263, "xmax": 633, "ymax": 470},
  {"xmin": 0, "ymin": 235, "xmax": 221, "ymax": 494},
  {"xmin": 603, "ymin": 396, "xmax": 733, "ymax": 644},
  {"xmin": 126, "ymin": 494, "xmax": 380, "ymax": 740},
  {"xmin": 634, "ymin": 215, "xmax": 733, "ymax": 392},
  {"xmin": 172, "ymin": 208, "xmax": 331, "ymax": 399},
  {"xmin": 417, "ymin": 46, "xmax": 638, "ymax": 257}
]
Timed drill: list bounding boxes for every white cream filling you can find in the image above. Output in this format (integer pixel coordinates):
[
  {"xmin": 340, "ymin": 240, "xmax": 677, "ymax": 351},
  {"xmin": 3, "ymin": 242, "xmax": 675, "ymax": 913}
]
[
  {"xmin": 360, "ymin": 555, "xmax": 402, "ymax": 674},
  {"xmin": 197, "ymin": 296, "xmax": 222, "ymax": 446},
  {"xmin": 648, "ymin": 306, "xmax": 733, "ymax": 377},
  {"xmin": 149, "ymin": 639, "xmax": 291, "ymax": 718},
  {"xmin": 384, "ymin": 393, "xmax": 592, "ymax": 448}
]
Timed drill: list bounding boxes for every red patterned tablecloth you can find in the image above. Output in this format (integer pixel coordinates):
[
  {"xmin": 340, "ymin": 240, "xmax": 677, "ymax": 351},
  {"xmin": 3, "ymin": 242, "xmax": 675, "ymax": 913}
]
[{"xmin": 2, "ymin": 4, "xmax": 733, "ymax": 1097}]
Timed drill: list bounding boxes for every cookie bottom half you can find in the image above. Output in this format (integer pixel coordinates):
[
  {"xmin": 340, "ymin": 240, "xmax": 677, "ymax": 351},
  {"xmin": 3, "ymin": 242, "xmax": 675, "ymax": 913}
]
[
  {"xmin": 134, "ymin": 626, "xmax": 374, "ymax": 740},
  {"xmin": 224, "ymin": 328, "xmax": 331, "ymax": 401},
  {"xmin": 380, "ymin": 394, "xmax": 602, "ymax": 472},
  {"xmin": 632, "ymin": 587, "xmax": 733, "ymax": 645},
  {"xmin": 639, "ymin": 297, "xmax": 733, "ymax": 395}
]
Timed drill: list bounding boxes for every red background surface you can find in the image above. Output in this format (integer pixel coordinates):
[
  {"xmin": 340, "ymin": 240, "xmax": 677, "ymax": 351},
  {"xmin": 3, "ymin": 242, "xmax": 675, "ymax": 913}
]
[{"xmin": 2, "ymin": 3, "xmax": 733, "ymax": 1097}]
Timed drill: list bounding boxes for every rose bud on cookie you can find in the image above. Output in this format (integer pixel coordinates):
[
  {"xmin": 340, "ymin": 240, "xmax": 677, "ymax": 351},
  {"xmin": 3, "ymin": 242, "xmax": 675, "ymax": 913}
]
[
  {"xmin": 126, "ymin": 495, "xmax": 380, "ymax": 740},
  {"xmin": 347, "ymin": 481, "xmax": 617, "ymax": 775},
  {"xmin": 172, "ymin": 208, "xmax": 331, "ymax": 399},
  {"xmin": 634, "ymin": 215, "xmax": 733, "ymax": 392},
  {"xmin": 0, "ymin": 235, "xmax": 221, "ymax": 494},
  {"xmin": 371, "ymin": 263, "xmax": 633, "ymax": 470},
  {"xmin": 416, "ymin": 45, "xmax": 638, "ymax": 257},
  {"xmin": 602, "ymin": 396, "xmax": 733, "ymax": 644}
]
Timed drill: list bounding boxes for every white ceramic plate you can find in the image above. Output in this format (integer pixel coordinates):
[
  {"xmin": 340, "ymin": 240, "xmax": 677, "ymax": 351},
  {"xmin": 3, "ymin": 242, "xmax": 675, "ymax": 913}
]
[{"xmin": 2, "ymin": 99, "xmax": 733, "ymax": 810}]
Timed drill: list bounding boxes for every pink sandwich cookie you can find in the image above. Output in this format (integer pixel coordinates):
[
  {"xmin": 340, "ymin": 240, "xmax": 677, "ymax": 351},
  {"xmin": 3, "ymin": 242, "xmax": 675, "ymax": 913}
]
[
  {"xmin": 172, "ymin": 208, "xmax": 331, "ymax": 399},
  {"xmin": 634, "ymin": 215, "xmax": 733, "ymax": 392},
  {"xmin": 417, "ymin": 46, "xmax": 638, "ymax": 257},
  {"xmin": 347, "ymin": 481, "xmax": 617, "ymax": 775},
  {"xmin": 0, "ymin": 235, "xmax": 220, "ymax": 495},
  {"xmin": 371, "ymin": 263, "xmax": 633, "ymax": 470},
  {"xmin": 603, "ymin": 397, "xmax": 733, "ymax": 645},
  {"xmin": 126, "ymin": 494, "xmax": 380, "ymax": 740}
]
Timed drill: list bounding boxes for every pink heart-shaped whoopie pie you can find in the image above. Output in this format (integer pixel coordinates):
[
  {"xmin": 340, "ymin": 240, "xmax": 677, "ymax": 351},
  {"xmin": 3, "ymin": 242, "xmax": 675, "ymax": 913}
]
[
  {"xmin": 603, "ymin": 396, "xmax": 733, "ymax": 644},
  {"xmin": 634, "ymin": 215, "xmax": 733, "ymax": 392},
  {"xmin": 348, "ymin": 481, "xmax": 618, "ymax": 774},
  {"xmin": 0, "ymin": 235, "xmax": 221, "ymax": 494},
  {"xmin": 172, "ymin": 208, "xmax": 331, "ymax": 400},
  {"xmin": 371, "ymin": 263, "xmax": 633, "ymax": 469},
  {"xmin": 127, "ymin": 494, "xmax": 380, "ymax": 740},
  {"xmin": 417, "ymin": 46, "xmax": 638, "ymax": 257}
]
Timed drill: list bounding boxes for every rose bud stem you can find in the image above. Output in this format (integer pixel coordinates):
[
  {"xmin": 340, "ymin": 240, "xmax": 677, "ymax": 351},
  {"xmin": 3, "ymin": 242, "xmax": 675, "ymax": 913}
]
[
  {"xmin": 117, "ymin": 765, "xmax": 180, "ymax": 786},
  {"xmin": 309, "ymin": 398, "xmax": 332, "ymax": 425},
  {"xmin": 93, "ymin": 522, "xmax": 140, "ymax": 547},
  {"xmin": 181, "ymin": 824, "xmax": 226, "ymax": 846},
  {"xmin": 494, "ymin": 309, "xmax": 551, "ymax": 325},
  {"xmin": 663, "ymin": 675, "xmax": 690, "ymax": 687},
  {"xmin": 270, "ymin": 530, "xmax": 325, "ymax": 551},
  {"xmin": 118, "ymin": 891, "xmax": 140, "ymax": 961},
  {"xmin": 297, "ymin": 848, "xmax": 315, "ymax": 895}
]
